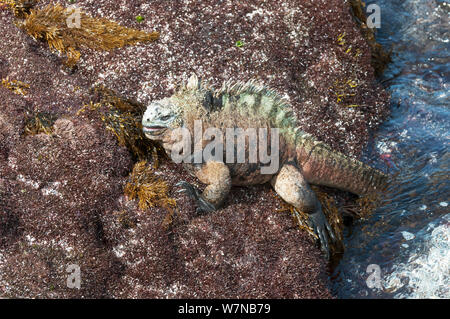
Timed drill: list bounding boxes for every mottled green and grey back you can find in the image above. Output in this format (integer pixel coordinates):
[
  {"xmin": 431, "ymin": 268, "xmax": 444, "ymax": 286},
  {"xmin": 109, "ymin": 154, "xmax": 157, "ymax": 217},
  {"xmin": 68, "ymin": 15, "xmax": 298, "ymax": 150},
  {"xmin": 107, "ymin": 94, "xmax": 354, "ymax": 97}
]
[
  {"xmin": 174, "ymin": 78, "xmax": 301, "ymax": 144},
  {"xmin": 172, "ymin": 76, "xmax": 388, "ymax": 195}
]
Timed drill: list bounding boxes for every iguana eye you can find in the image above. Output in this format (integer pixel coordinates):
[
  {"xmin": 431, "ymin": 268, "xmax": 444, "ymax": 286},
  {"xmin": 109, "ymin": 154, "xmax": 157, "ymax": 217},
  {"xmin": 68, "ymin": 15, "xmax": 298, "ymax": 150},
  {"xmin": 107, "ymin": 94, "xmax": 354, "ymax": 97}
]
[{"xmin": 161, "ymin": 115, "xmax": 171, "ymax": 121}]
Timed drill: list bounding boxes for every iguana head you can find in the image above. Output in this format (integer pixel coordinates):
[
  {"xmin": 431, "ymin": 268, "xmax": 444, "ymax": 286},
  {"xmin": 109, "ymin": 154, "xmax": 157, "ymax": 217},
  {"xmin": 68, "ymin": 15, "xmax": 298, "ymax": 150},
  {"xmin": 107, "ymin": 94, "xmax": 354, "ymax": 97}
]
[
  {"xmin": 142, "ymin": 74, "xmax": 204, "ymax": 141},
  {"xmin": 142, "ymin": 97, "xmax": 182, "ymax": 141}
]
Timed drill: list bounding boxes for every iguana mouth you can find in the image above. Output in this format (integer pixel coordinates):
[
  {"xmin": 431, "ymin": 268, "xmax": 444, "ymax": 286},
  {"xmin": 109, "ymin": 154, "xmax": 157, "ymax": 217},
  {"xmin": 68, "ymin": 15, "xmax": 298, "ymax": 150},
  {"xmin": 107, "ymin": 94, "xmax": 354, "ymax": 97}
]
[{"xmin": 143, "ymin": 125, "xmax": 166, "ymax": 135}]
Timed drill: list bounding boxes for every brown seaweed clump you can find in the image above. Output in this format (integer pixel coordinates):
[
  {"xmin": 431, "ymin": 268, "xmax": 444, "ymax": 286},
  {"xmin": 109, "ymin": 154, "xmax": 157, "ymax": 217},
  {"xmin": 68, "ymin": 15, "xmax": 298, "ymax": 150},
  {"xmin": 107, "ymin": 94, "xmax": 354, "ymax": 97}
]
[
  {"xmin": 77, "ymin": 86, "xmax": 165, "ymax": 163},
  {"xmin": 276, "ymin": 198, "xmax": 317, "ymax": 239},
  {"xmin": 1, "ymin": 77, "xmax": 30, "ymax": 96},
  {"xmin": 23, "ymin": 111, "xmax": 56, "ymax": 136},
  {"xmin": 277, "ymin": 187, "xmax": 346, "ymax": 255},
  {"xmin": 277, "ymin": 186, "xmax": 381, "ymax": 256},
  {"xmin": 14, "ymin": 3, "xmax": 159, "ymax": 67},
  {"xmin": 0, "ymin": 0, "xmax": 39, "ymax": 18},
  {"xmin": 124, "ymin": 160, "xmax": 176, "ymax": 214},
  {"xmin": 340, "ymin": 192, "xmax": 382, "ymax": 221}
]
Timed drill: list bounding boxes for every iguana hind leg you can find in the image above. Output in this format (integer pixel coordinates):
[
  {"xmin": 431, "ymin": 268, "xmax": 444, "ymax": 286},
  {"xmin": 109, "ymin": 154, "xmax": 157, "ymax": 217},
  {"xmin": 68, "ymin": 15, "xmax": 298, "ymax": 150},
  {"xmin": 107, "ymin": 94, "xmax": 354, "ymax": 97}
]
[
  {"xmin": 271, "ymin": 164, "xmax": 336, "ymax": 259},
  {"xmin": 177, "ymin": 161, "xmax": 231, "ymax": 213}
]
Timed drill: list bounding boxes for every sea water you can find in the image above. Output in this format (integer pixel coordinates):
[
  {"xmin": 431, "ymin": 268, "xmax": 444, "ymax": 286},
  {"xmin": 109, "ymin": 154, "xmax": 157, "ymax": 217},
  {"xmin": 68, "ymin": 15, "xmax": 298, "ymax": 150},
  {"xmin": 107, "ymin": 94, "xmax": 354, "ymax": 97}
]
[{"xmin": 332, "ymin": 0, "xmax": 449, "ymax": 298}]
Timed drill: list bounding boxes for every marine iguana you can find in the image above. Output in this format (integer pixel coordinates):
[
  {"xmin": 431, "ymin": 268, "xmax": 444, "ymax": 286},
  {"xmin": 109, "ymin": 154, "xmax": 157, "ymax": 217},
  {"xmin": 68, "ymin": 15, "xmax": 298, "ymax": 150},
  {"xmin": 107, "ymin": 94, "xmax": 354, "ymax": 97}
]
[{"xmin": 142, "ymin": 74, "xmax": 387, "ymax": 258}]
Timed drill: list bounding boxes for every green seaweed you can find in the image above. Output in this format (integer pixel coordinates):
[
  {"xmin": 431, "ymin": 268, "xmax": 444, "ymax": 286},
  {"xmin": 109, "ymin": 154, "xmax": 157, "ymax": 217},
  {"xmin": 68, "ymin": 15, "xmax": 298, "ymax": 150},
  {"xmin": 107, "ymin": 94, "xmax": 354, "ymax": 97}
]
[
  {"xmin": 235, "ymin": 40, "xmax": 244, "ymax": 48},
  {"xmin": 135, "ymin": 15, "xmax": 144, "ymax": 23}
]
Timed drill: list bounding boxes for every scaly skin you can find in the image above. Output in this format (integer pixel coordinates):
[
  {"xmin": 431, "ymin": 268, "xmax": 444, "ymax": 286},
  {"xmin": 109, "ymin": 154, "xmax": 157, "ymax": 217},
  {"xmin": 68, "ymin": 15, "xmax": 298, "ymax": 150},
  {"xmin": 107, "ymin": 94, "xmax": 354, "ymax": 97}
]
[
  {"xmin": 295, "ymin": 133, "xmax": 387, "ymax": 195},
  {"xmin": 142, "ymin": 74, "xmax": 388, "ymax": 258}
]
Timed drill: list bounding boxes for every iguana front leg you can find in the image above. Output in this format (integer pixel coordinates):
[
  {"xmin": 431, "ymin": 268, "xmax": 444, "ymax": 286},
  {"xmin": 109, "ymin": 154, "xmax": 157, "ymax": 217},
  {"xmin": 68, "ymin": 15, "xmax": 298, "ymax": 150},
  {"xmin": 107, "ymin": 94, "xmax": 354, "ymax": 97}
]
[
  {"xmin": 177, "ymin": 161, "xmax": 231, "ymax": 213},
  {"xmin": 271, "ymin": 164, "xmax": 336, "ymax": 259}
]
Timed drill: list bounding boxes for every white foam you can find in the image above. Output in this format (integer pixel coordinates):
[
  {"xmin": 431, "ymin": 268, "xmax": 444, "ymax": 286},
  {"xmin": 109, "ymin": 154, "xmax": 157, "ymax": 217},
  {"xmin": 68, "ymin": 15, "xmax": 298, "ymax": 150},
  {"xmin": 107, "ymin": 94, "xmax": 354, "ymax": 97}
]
[
  {"xmin": 384, "ymin": 215, "xmax": 450, "ymax": 298},
  {"xmin": 402, "ymin": 231, "xmax": 415, "ymax": 241}
]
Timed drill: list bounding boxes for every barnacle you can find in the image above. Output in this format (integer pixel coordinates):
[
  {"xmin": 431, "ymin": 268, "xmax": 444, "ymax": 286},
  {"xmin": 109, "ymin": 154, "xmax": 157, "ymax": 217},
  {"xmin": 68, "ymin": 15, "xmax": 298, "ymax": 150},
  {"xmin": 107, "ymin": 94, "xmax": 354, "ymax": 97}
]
[
  {"xmin": 16, "ymin": 3, "xmax": 159, "ymax": 67},
  {"xmin": 124, "ymin": 161, "xmax": 176, "ymax": 214}
]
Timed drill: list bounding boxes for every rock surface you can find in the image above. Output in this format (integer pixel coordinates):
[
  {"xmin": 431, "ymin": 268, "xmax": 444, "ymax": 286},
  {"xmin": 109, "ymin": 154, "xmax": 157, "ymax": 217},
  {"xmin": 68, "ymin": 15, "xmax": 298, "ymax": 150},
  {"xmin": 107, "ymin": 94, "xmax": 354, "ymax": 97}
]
[{"xmin": 0, "ymin": 0, "xmax": 389, "ymax": 298}]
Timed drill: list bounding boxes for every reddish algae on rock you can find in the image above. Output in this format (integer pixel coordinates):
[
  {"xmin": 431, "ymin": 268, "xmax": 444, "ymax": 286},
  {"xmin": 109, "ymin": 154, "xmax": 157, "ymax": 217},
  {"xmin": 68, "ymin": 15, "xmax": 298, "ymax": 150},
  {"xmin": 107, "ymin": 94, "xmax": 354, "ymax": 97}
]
[{"xmin": 0, "ymin": 0, "xmax": 389, "ymax": 298}]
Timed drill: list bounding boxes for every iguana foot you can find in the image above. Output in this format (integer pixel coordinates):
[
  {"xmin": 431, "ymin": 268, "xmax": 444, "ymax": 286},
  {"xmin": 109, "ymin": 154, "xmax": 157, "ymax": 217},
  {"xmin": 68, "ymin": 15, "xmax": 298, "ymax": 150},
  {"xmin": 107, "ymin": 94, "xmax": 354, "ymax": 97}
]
[
  {"xmin": 272, "ymin": 164, "xmax": 337, "ymax": 260},
  {"xmin": 176, "ymin": 181, "xmax": 216, "ymax": 213},
  {"xmin": 307, "ymin": 209, "xmax": 336, "ymax": 260}
]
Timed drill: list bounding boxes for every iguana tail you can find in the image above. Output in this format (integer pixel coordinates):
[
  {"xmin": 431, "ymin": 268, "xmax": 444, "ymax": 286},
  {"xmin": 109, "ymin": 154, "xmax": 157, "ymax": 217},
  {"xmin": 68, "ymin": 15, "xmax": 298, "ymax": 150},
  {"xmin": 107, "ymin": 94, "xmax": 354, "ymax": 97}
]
[{"xmin": 295, "ymin": 132, "xmax": 388, "ymax": 195}]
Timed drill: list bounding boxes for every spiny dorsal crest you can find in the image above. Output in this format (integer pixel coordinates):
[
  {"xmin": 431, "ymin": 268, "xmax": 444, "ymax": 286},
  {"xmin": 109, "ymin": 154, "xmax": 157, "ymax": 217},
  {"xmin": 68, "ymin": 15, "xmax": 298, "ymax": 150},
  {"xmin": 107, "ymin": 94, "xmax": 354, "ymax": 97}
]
[{"xmin": 181, "ymin": 74, "xmax": 301, "ymax": 139}]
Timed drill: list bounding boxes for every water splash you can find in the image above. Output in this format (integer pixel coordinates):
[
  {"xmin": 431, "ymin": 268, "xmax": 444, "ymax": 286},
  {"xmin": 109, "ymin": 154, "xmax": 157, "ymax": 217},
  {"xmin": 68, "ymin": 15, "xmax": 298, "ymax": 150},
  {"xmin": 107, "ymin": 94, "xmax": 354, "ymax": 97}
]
[
  {"xmin": 332, "ymin": 0, "xmax": 449, "ymax": 298},
  {"xmin": 385, "ymin": 215, "xmax": 449, "ymax": 298}
]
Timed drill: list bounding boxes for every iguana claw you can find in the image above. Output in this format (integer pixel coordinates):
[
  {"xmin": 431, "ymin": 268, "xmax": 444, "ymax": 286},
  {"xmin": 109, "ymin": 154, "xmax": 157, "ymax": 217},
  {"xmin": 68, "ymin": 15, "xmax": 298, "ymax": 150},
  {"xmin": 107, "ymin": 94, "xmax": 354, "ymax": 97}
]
[
  {"xmin": 176, "ymin": 181, "xmax": 216, "ymax": 213},
  {"xmin": 307, "ymin": 209, "xmax": 337, "ymax": 260}
]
